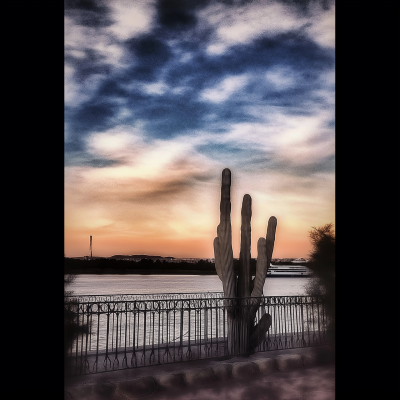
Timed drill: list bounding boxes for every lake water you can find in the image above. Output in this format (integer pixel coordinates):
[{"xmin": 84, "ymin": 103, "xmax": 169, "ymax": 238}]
[{"xmin": 68, "ymin": 274, "xmax": 312, "ymax": 297}]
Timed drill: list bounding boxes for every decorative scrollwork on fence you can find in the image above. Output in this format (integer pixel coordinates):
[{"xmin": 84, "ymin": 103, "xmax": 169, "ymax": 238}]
[{"xmin": 65, "ymin": 291, "xmax": 224, "ymax": 304}]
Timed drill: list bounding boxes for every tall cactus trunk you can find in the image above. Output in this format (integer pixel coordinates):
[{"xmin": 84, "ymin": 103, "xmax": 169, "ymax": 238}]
[
  {"xmin": 214, "ymin": 168, "xmax": 277, "ymax": 355},
  {"xmin": 236, "ymin": 193, "xmax": 252, "ymax": 354}
]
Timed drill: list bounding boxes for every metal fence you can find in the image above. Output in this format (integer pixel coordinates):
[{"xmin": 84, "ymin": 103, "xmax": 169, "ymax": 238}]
[{"xmin": 64, "ymin": 292, "xmax": 330, "ymax": 376}]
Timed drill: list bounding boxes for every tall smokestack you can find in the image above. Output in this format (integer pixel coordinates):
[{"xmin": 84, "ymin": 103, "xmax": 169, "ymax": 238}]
[{"xmin": 90, "ymin": 235, "xmax": 92, "ymax": 259}]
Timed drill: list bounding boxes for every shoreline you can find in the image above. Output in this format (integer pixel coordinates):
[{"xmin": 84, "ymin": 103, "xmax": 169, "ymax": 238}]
[
  {"xmin": 65, "ymin": 269, "xmax": 311, "ymax": 276},
  {"xmin": 64, "ymin": 269, "xmax": 218, "ymax": 275}
]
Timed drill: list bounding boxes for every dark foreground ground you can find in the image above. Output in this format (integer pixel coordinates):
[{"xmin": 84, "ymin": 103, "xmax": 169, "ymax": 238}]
[
  {"xmin": 65, "ymin": 345, "xmax": 335, "ymax": 400},
  {"xmin": 143, "ymin": 363, "xmax": 335, "ymax": 400}
]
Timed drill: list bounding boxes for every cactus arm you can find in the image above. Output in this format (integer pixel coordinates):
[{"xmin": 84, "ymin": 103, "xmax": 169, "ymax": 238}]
[
  {"xmin": 251, "ymin": 216, "xmax": 277, "ymax": 298},
  {"xmin": 250, "ymin": 313, "xmax": 272, "ymax": 348},
  {"xmin": 216, "ymin": 168, "xmax": 236, "ymax": 299},
  {"xmin": 238, "ymin": 194, "xmax": 252, "ymax": 298},
  {"xmin": 265, "ymin": 216, "xmax": 277, "ymax": 266},
  {"xmin": 251, "ymin": 237, "xmax": 267, "ymax": 298}
]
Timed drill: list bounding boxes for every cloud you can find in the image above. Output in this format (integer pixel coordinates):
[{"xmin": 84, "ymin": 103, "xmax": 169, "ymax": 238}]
[
  {"xmin": 140, "ymin": 81, "xmax": 169, "ymax": 95},
  {"xmin": 198, "ymin": 2, "xmax": 305, "ymax": 54},
  {"xmin": 81, "ymin": 126, "xmax": 220, "ymax": 179},
  {"xmin": 64, "ymin": 0, "xmax": 113, "ymax": 28},
  {"xmin": 64, "ymin": 66, "xmax": 107, "ymax": 107},
  {"xmin": 107, "ymin": 0, "xmax": 156, "ymax": 40},
  {"xmin": 87, "ymin": 128, "xmax": 142, "ymax": 155},
  {"xmin": 265, "ymin": 66, "xmax": 297, "ymax": 90},
  {"xmin": 200, "ymin": 74, "xmax": 249, "ymax": 103},
  {"xmin": 64, "ymin": 136, "xmax": 221, "ymax": 241},
  {"xmin": 197, "ymin": 1, "xmax": 334, "ymax": 54},
  {"xmin": 64, "ymin": 2, "xmax": 156, "ymax": 108},
  {"xmin": 64, "ymin": 16, "xmax": 123, "ymax": 67},
  {"xmin": 184, "ymin": 106, "xmax": 335, "ymax": 185},
  {"xmin": 64, "ymin": 16, "xmax": 122, "ymax": 108},
  {"xmin": 305, "ymin": 5, "xmax": 335, "ymax": 48}
]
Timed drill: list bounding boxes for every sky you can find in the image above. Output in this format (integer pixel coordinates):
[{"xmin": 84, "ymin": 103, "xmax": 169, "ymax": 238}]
[{"xmin": 64, "ymin": 0, "xmax": 335, "ymax": 259}]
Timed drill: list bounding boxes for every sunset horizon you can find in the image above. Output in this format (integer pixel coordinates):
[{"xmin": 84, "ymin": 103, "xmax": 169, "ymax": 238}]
[{"xmin": 64, "ymin": 173, "xmax": 331, "ymax": 260}]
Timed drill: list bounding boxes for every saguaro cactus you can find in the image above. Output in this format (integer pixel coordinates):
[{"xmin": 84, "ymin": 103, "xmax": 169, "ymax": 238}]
[{"xmin": 213, "ymin": 168, "xmax": 277, "ymax": 355}]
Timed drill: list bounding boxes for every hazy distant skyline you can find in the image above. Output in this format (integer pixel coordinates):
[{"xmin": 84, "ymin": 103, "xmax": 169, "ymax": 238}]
[{"xmin": 64, "ymin": 0, "xmax": 335, "ymax": 259}]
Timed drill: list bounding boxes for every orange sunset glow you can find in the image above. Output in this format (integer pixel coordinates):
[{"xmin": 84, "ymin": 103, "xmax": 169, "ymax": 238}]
[{"xmin": 65, "ymin": 164, "xmax": 334, "ymax": 259}]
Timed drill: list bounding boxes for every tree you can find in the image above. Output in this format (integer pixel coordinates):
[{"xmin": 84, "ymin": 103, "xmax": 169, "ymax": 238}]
[
  {"xmin": 213, "ymin": 168, "xmax": 277, "ymax": 355},
  {"xmin": 305, "ymin": 223, "xmax": 335, "ymax": 344}
]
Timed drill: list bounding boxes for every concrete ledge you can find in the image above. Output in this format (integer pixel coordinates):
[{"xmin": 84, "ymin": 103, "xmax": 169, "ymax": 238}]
[
  {"xmin": 312, "ymin": 346, "xmax": 335, "ymax": 365},
  {"xmin": 183, "ymin": 366, "xmax": 216, "ymax": 386},
  {"xmin": 64, "ymin": 347, "xmax": 335, "ymax": 399},
  {"xmin": 65, "ymin": 382, "xmax": 116, "ymax": 400},
  {"xmin": 154, "ymin": 372, "xmax": 185, "ymax": 390},
  {"xmin": 64, "ymin": 391, "xmax": 75, "ymax": 400},
  {"xmin": 93, "ymin": 382, "xmax": 118, "ymax": 399},
  {"xmin": 275, "ymin": 354, "xmax": 303, "ymax": 371},
  {"xmin": 117, "ymin": 376, "xmax": 157, "ymax": 399},
  {"xmin": 302, "ymin": 353, "xmax": 319, "ymax": 367},
  {"xmin": 65, "ymin": 384, "xmax": 94, "ymax": 400},
  {"xmin": 211, "ymin": 363, "xmax": 233, "ymax": 380},
  {"xmin": 253, "ymin": 358, "xmax": 277, "ymax": 374},
  {"xmin": 232, "ymin": 361, "xmax": 260, "ymax": 378}
]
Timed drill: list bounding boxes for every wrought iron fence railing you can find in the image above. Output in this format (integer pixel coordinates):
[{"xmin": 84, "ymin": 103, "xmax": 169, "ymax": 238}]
[{"xmin": 64, "ymin": 293, "xmax": 330, "ymax": 376}]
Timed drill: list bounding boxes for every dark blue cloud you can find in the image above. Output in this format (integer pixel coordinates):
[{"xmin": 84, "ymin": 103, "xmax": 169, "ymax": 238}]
[
  {"xmin": 65, "ymin": 0, "xmax": 113, "ymax": 28},
  {"xmin": 237, "ymin": 152, "xmax": 335, "ymax": 177},
  {"xmin": 65, "ymin": 0, "xmax": 107, "ymax": 12},
  {"xmin": 197, "ymin": 142, "xmax": 257, "ymax": 161},
  {"xmin": 65, "ymin": 100, "xmax": 119, "ymax": 150},
  {"xmin": 122, "ymin": 34, "xmax": 173, "ymax": 81},
  {"xmin": 160, "ymin": 32, "xmax": 333, "ymax": 93},
  {"xmin": 326, "ymin": 119, "xmax": 335, "ymax": 129},
  {"xmin": 235, "ymin": 33, "xmax": 333, "ymax": 72},
  {"xmin": 276, "ymin": 0, "xmax": 334, "ymax": 13},
  {"xmin": 64, "ymin": 151, "xmax": 121, "ymax": 168},
  {"xmin": 155, "ymin": 0, "xmax": 205, "ymax": 31},
  {"xmin": 65, "ymin": 0, "xmax": 334, "ymax": 169},
  {"xmin": 135, "ymin": 98, "xmax": 210, "ymax": 138},
  {"xmin": 73, "ymin": 102, "xmax": 116, "ymax": 130},
  {"xmin": 273, "ymin": 155, "xmax": 335, "ymax": 177},
  {"xmin": 96, "ymin": 79, "xmax": 132, "ymax": 98},
  {"xmin": 65, "ymin": 48, "xmax": 108, "ymax": 70}
]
